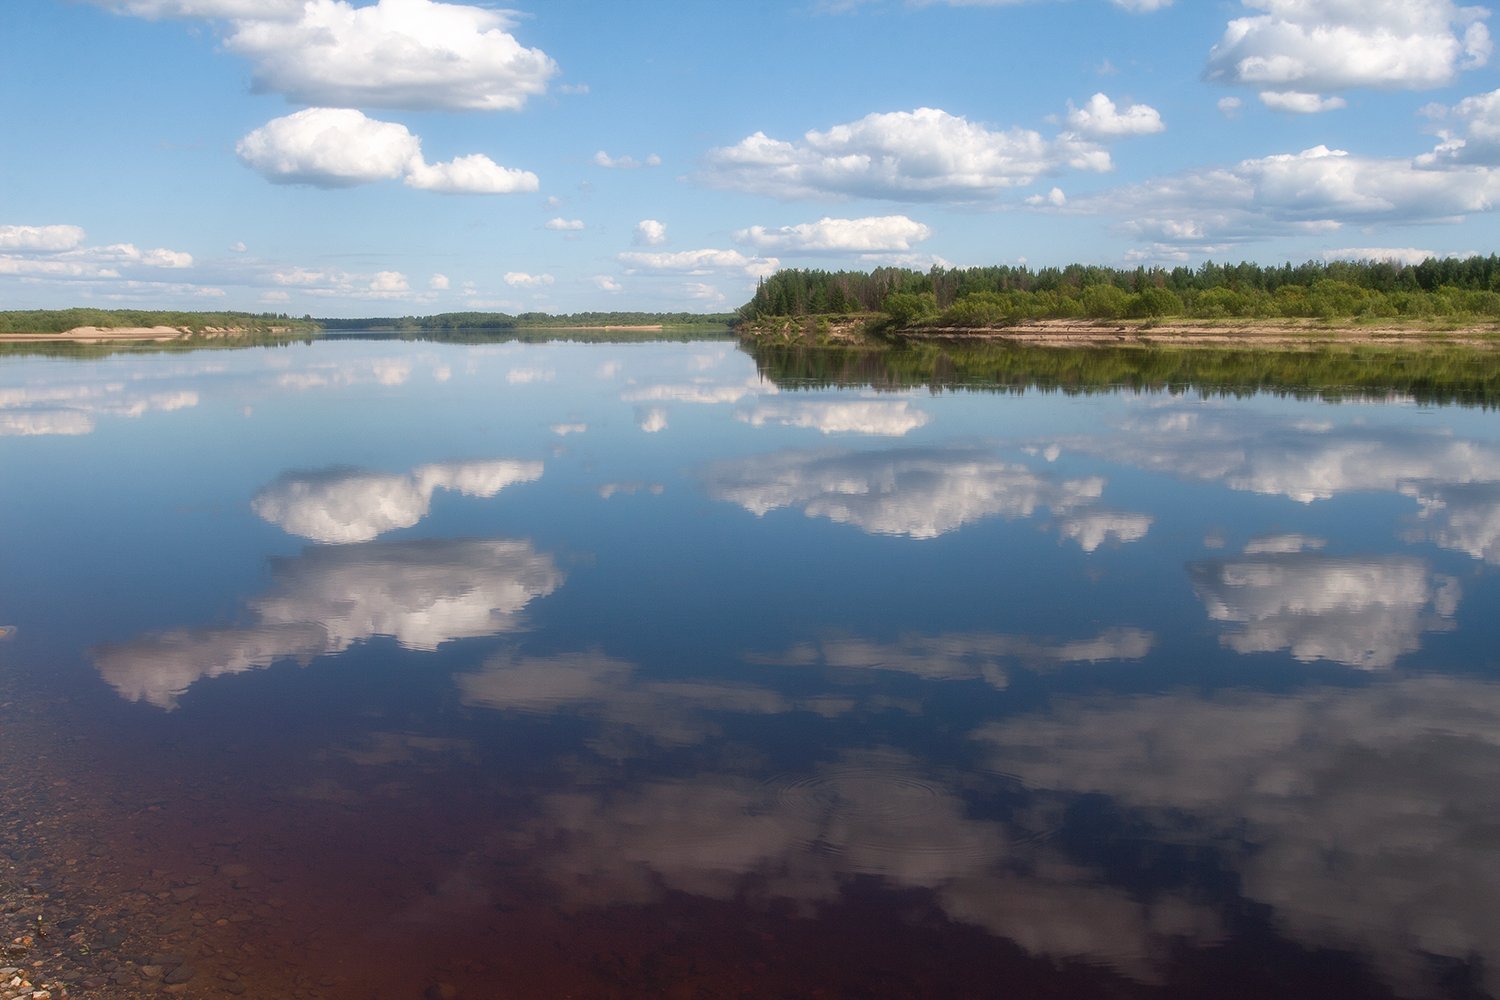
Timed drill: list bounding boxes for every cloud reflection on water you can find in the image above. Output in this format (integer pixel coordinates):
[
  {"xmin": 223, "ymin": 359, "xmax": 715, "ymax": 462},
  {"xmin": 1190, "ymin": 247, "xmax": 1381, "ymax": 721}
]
[
  {"xmin": 1055, "ymin": 510, "xmax": 1153, "ymax": 552},
  {"xmin": 972, "ymin": 676, "xmax": 1500, "ymax": 997},
  {"xmin": 458, "ymin": 650, "xmax": 813, "ymax": 752},
  {"xmin": 752, "ymin": 627, "xmax": 1155, "ymax": 689},
  {"xmin": 735, "ymin": 399, "xmax": 931, "ymax": 436},
  {"xmin": 0, "ymin": 381, "xmax": 199, "ymax": 436},
  {"xmin": 1061, "ymin": 405, "xmax": 1500, "ymax": 503},
  {"xmin": 449, "ymin": 626, "xmax": 1205, "ymax": 982},
  {"xmin": 94, "ymin": 537, "xmax": 563, "ymax": 708},
  {"xmin": 1189, "ymin": 553, "xmax": 1460, "ymax": 668},
  {"xmin": 702, "ymin": 446, "xmax": 1120, "ymax": 540},
  {"xmin": 252, "ymin": 459, "xmax": 543, "ymax": 543},
  {"xmin": 523, "ymin": 755, "xmax": 1220, "ymax": 983},
  {"xmin": 1407, "ymin": 482, "xmax": 1500, "ymax": 564}
]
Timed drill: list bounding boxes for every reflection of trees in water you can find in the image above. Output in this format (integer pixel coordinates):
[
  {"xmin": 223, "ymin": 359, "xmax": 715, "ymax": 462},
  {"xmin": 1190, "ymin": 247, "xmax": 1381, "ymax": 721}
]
[{"xmin": 746, "ymin": 342, "xmax": 1500, "ymax": 406}]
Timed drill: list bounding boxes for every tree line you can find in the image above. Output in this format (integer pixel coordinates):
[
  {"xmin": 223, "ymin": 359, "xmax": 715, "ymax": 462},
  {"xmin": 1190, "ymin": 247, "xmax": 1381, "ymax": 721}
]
[
  {"xmin": 0, "ymin": 309, "xmax": 318, "ymax": 335},
  {"xmin": 738, "ymin": 257, "xmax": 1500, "ymax": 325},
  {"xmin": 318, "ymin": 311, "xmax": 736, "ymax": 332}
]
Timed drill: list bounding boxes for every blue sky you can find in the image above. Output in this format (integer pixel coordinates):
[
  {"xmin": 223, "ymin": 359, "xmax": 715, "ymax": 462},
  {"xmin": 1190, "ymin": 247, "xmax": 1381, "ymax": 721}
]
[{"xmin": 3, "ymin": 0, "xmax": 1499, "ymax": 316}]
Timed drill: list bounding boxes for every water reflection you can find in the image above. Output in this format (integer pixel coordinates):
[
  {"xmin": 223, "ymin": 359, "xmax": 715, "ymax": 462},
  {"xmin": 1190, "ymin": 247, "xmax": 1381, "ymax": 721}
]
[
  {"xmin": 1056, "ymin": 510, "xmax": 1153, "ymax": 552},
  {"xmin": 0, "ymin": 381, "xmax": 198, "ymax": 436},
  {"xmin": 703, "ymin": 446, "xmax": 1115, "ymax": 539},
  {"xmin": 273, "ymin": 355, "xmax": 424, "ymax": 389},
  {"xmin": 524, "ymin": 757, "xmax": 1221, "ymax": 983},
  {"xmin": 94, "ymin": 538, "xmax": 563, "ymax": 708},
  {"xmin": 1242, "ymin": 532, "xmax": 1326, "ymax": 554},
  {"xmin": 6, "ymin": 338, "xmax": 1500, "ymax": 997},
  {"xmin": 1064, "ymin": 404, "xmax": 1500, "ymax": 503},
  {"xmin": 252, "ymin": 459, "xmax": 543, "ymax": 543},
  {"xmin": 735, "ymin": 399, "xmax": 930, "ymax": 436},
  {"xmin": 1407, "ymin": 482, "xmax": 1500, "ymax": 564},
  {"xmin": 973, "ymin": 676, "xmax": 1500, "ymax": 997},
  {"xmin": 622, "ymin": 375, "xmax": 768, "ymax": 406},
  {"xmin": 751, "ymin": 627, "xmax": 1155, "ymax": 688},
  {"xmin": 459, "ymin": 650, "xmax": 804, "ymax": 750},
  {"xmin": 1190, "ymin": 553, "xmax": 1460, "ymax": 668}
]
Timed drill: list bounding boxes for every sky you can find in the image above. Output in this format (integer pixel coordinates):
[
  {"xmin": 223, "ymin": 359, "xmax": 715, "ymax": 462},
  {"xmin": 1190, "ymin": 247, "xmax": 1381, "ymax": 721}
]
[{"xmin": 3, "ymin": 0, "xmax": 1500, "ymax": 317}]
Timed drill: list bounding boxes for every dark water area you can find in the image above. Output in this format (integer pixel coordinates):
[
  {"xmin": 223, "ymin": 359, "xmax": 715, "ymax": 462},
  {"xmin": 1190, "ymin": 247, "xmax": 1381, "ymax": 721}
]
[{"xmin": 3, "ymin": 338, "xmax": 1499, "ymax": 998}]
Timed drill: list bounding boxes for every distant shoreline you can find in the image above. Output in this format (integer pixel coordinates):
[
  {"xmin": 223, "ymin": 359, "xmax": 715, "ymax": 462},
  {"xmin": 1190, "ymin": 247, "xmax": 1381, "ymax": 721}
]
[
  {"xmin": 517, "ymin": 323, "xmax": 662, "ymax": 332},
  {"xmin": 740, "ymin": 315, "xmax": 1500, "ymax": 351},
  {"xmin": 0, "ymin": 324, "xmax": 307, "ymax": 344}
]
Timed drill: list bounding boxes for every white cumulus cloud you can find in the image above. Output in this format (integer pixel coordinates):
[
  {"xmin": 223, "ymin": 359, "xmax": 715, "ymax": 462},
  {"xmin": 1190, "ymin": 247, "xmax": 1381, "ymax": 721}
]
[
  {"xmin": 1083, "ymin": 143, "xmax": 1500, "ymax": 250},
  {"xmin": 0, "ymin": 223, "xmax": 194, "ymax": 287},
  {"xmin": 735, "ymin": 215, "xmax": 932, "ymax": 253},
  {"xmin": 237, "ymin": 108, "xmax": 536, "ymax": 193},
  {"xmin": 225, "ymin": 0, "xmax": 558, "ymax": 112},
  {"xmin": 618, "ymin": 248, "xmax": 778, "ymax": 278},
  {"xmin": 545, "ymin": 217, "xmax": 585, "ymax": 231},
  {"xmin": 702, "ymin": 107, "xmax": 1111, "ymax": 202},
  {"xmin": 503, "ymin": 272, "xmax": 554, "ymax": 288},
  {"xmin": 1258, "ymin": 91, "xmax": 1347, "ymax": 113},
  {"xmin": 1423, "ymin": 87, "xmax": 1500, "ymax": 165},
  {"xmin": 1206, "ymin": 0, "xmax": 1492, "ymax": 110},
  {"xmin": 406, "ymin": 153, "xmax": 539, "ymax": 194},
  {"xmin": 237, "ymin": 108, "xmax": 420, "ymax": 186},
  {"xmin": 0, "ymin": 224, "xmax": 86, "ymax": 252},
  {"xmin": 634, "ymin": 219, "xmax": 668, "ymax": 246},
  {"xmin": 86, "ymin": 0, "xmax": 301, "ymax": 17},
  {"xmin": 594, "ymin": 150, "xmax": 662, "ymax": 169},
  {"xmin": 1064, "ymin": 93, "xmax": 1166, "ymax": 138},
  {"xmin": 1321, "ymin": 247, "xmax": 1439, "ymax": 265},
  {"xmin": 270, "ymin": 267, "xmax": 418, "ymax": 301}
]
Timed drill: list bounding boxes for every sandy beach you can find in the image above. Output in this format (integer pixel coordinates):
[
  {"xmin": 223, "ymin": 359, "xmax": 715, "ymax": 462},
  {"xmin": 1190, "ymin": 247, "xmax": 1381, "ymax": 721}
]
[
  {"xmin": 0, "ymin": 326, "xmax": 300, "ymax": 345},
  {"xmin": 743, "ymin": 316, "xmax": 1500, "ymax": 350}
]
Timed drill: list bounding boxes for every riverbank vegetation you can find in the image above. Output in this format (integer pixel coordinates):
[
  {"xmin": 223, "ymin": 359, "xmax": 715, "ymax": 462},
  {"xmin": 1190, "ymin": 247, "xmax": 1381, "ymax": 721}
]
[
  {"xmin": 747, "ymin": 340, "xmax": 1500, "ymax": 408},
  {"xmin": 738, "ymin": 257, "xmax": 1500, "ymax": 334},
  {"xmin": 0, "ymin": 309, "xmax": 319, "ymax": 336}
]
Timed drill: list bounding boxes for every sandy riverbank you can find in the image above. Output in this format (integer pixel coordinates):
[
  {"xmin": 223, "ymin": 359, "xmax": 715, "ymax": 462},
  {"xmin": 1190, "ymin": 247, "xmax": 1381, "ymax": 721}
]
[
  {"xmin": 743, "ymin": 316, "xmax": 1500, "ymax": 350},
  {"xmin": 0, "ymin": 326, "xmax": 302, "ymax": 344},
  {"xmin": 911, "ymin": 319, "xmax": 1500, "ymax": 349}
]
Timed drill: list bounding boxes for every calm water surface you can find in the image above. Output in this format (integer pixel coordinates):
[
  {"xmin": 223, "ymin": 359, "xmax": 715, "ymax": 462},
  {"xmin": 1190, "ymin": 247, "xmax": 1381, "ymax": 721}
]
[{"xmin": 2, "ymin": 337, "xmax": 1498, "ymax": 998}]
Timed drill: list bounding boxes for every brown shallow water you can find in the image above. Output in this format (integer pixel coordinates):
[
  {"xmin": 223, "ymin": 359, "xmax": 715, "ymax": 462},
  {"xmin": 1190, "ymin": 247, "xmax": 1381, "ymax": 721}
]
[
  {"xmin": 0, "ymin": 675, "xmax": 1166, "ymax": 999},
  {"xmin": 0, "ymin": 687, "xmax": 1407, "ymax": 1000}
]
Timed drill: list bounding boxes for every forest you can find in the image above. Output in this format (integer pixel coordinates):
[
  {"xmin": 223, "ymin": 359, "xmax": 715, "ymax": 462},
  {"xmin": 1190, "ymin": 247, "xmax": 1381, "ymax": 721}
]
[{"xmin": 737, "ymin": 257, "xmax": 1500, "ymax": 326}]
